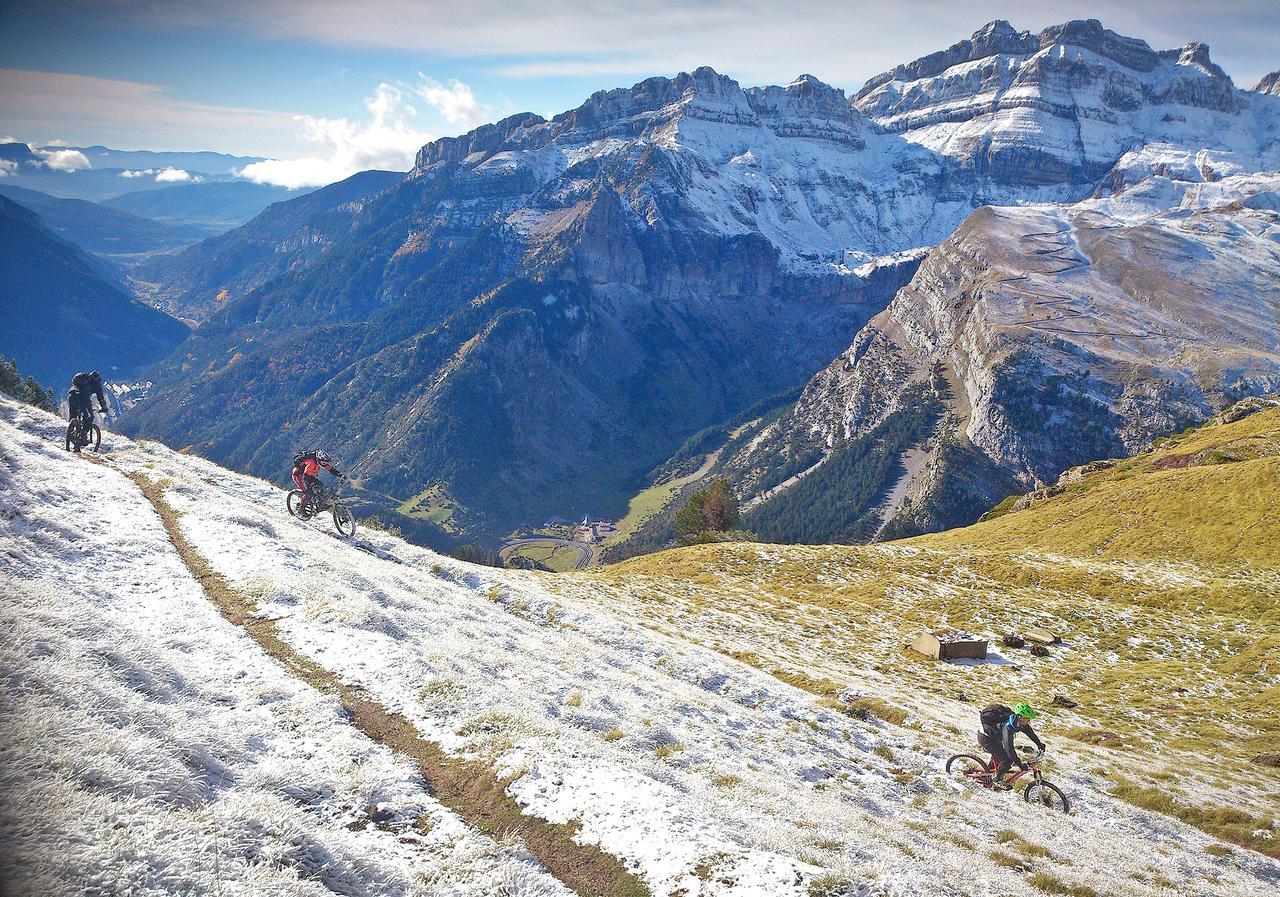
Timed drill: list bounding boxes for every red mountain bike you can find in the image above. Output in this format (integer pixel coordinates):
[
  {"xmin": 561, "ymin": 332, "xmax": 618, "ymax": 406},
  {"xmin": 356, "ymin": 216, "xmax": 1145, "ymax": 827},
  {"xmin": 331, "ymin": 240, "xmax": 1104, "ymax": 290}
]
[{"xmin": 945, "ymin": 749, "xmax": 1070, "ymax": 812}]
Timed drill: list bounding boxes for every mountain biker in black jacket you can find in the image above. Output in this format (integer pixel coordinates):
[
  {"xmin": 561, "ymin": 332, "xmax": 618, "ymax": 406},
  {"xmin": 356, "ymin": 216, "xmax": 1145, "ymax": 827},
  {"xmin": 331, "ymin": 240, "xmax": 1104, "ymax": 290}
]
[
  {"xmin": 979, "ymin": 701, "xmax": 1045, "ymax": 789},
  {"xmin": 67, "ymin": 371, "xmax": 108, "ymax": 427}
]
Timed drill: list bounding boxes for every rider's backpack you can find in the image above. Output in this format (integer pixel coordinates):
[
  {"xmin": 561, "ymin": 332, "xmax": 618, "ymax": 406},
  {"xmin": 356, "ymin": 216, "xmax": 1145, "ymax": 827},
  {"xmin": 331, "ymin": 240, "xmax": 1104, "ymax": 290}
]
[{"xmin": 979, "ymin": 703, "xmax": 1013, "ymax": 733}]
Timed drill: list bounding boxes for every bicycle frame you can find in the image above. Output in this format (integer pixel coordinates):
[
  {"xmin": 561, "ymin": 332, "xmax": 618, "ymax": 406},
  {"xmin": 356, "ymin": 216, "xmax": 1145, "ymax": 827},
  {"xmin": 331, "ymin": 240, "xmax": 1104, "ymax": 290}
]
[{"xmin": 974, "ymin": 755, "xmax": 1043, "ymax": 787}]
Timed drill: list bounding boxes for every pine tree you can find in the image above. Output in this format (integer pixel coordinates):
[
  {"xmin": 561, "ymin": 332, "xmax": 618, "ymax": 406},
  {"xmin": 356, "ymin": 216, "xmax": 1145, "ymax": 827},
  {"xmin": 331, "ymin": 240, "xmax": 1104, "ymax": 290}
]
[{"xmin": 674, "ymin": 478, "xmax": 740, "ymax": 544}]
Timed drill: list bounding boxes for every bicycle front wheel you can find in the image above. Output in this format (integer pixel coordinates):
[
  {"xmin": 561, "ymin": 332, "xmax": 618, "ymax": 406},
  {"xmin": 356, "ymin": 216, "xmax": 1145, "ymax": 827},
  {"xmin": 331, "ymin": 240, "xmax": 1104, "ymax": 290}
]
[
  {"xmin": 88, "ymin": 425, "xmax": 101, "ymax": 453},
  {"xmin": 286, "ymin": 489, "xmax": 310, "ymax": 519},
  {"xmin": 1025, "ymin": 781, "xmax": 1071, "ymax": 813},
  {"xmin": 332, "ymin": 503, "xmax": 356, "ymax": 537}
]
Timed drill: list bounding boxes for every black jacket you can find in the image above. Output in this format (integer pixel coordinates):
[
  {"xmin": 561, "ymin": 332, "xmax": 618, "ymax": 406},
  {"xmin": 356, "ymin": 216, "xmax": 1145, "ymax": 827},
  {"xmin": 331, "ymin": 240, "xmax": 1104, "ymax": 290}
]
[{"xmin": 70, "ymin": 371, "xmax": 107, "ymax": 410}]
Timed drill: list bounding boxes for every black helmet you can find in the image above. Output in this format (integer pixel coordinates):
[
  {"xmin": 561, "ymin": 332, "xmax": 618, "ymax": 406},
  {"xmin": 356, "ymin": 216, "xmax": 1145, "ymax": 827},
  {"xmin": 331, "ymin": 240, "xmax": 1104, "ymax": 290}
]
[{"xmin": 89, "ymin": 370, "xmax": 101, "ymax": 379}]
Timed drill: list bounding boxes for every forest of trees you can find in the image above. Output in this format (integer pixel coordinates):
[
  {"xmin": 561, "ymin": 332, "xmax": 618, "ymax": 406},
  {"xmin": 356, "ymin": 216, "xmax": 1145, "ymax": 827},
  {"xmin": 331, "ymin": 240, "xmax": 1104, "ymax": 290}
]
[
  {"xmin": 0, "ymin": 356, "xmax": 55, "ymax": 411},
  {"xmin": 743, "ymin": 383, "xmax": 944, "ymax": 544}
]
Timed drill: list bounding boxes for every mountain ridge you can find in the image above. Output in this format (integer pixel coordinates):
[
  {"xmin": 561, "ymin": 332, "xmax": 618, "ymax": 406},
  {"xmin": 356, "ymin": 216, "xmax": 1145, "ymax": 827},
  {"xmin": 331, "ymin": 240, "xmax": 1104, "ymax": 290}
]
[{"xmin": 124, "ymin": 17, "xmax": 1280, "ymax": 549}]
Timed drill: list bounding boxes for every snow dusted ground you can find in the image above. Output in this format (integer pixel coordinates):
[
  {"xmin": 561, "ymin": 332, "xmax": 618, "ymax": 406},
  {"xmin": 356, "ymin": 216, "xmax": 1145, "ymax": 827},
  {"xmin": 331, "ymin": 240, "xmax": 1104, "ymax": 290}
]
[
  {"xmin": 3, "ymin": 395, "xmax": 1279, "ymax": 896},
  {"xmin": 0, "ymin": 399, "xmax": 570, "ymax": 897}
]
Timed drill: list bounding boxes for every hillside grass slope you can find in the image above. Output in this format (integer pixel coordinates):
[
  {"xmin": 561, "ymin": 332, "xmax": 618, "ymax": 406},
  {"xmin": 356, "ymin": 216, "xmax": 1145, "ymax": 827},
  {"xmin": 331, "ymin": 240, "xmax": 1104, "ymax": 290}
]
[
  {"xmin": 558, "ymin": 402, "xmax": 1280, "ymax": 860},
  {"xmin": 6, "ymin": 394, "xmax": 1279, "ymax": 895}
]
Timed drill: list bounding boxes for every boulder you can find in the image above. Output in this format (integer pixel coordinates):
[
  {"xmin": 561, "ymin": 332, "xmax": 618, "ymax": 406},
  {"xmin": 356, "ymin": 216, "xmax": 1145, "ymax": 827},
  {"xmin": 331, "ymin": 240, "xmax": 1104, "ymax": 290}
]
[{"xmin": 1024, "ymin": 627, "xmax": 1059, "ymax": 646}]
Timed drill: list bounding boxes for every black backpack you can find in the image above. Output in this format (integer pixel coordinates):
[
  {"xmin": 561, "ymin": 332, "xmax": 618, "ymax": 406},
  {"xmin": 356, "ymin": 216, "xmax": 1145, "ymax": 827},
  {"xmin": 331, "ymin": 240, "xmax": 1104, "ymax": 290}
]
[{"xmin": 980, "ymin": 703, "xmax": 1012, "ymax": 732}]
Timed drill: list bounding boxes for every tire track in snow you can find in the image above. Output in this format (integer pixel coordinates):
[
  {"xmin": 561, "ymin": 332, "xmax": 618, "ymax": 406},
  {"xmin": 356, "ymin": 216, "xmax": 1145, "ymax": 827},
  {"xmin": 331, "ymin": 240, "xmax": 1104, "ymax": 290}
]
[{"xmin": 123, "ymin": 468, "xmax": 651, "ymax": 897}]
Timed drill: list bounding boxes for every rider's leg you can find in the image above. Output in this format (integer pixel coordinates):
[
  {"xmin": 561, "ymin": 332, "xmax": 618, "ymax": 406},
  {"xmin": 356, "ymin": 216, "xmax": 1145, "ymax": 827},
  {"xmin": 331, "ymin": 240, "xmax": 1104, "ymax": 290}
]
[{"xmin": 301, "ymin": 474, "xmax": 322, "ymax": 509}]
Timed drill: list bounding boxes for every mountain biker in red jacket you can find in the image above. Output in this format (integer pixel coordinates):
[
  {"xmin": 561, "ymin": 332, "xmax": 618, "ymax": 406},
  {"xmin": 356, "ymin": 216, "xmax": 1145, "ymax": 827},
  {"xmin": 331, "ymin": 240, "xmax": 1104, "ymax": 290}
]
[{"xmin": 292, "ymin": 449, "xmax": 345, "ymax": 511}]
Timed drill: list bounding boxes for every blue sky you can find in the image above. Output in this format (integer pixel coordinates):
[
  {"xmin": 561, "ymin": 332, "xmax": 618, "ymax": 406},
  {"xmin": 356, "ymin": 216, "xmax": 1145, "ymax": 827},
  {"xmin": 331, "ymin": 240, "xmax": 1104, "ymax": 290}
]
[{"xmin": 1, "ymin": 1, "xmax": 1277, "ymax": 186}]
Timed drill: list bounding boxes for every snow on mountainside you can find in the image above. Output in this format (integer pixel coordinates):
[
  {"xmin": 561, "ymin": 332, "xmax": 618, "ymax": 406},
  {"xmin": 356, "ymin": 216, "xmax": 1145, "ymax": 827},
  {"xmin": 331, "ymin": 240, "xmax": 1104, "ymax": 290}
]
[
  {"xmin": 855, "ymin": 19, "xmax": 1279, "ymax": 189},
  {"xmin": 411, "ymin": 67, "xmax": 968, "ymax": 273},
  {"xmin": 126, "ymin": 18, "xmax": 1280, "ymax": 548},
  {"xmin": 5, "ymin": 394, "xmax": 1279, "ymax": 896}
]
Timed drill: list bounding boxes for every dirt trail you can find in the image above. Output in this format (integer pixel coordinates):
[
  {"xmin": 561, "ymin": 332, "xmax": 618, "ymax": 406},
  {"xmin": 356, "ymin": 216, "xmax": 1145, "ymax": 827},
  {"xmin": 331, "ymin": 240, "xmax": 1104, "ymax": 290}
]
[{"xmin": 124, "ymin": 468, "xmax": 650, "ymax": 897}]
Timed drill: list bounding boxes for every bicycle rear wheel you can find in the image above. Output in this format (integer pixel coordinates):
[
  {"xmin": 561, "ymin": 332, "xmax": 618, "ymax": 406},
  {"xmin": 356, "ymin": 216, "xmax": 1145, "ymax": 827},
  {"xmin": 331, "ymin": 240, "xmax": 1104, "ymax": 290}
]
[
  {"xmin": 945, "ymin": 753, "xmax": 991, "ymax": 785},
  {"xmin": 332, "ymin": 503, "xmax": 356, "ymax": 537},
  {"xmin": 1025, "ymin": 781, "xmax": 1071, "ymax": 813}
]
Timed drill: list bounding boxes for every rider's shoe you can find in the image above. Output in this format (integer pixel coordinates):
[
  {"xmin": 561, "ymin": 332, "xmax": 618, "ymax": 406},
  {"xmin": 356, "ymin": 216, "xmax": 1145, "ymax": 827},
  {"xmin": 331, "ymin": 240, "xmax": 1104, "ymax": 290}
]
[{"xmin": 992, "ymin": 780, "xmax": 1012, "ymax": 791}]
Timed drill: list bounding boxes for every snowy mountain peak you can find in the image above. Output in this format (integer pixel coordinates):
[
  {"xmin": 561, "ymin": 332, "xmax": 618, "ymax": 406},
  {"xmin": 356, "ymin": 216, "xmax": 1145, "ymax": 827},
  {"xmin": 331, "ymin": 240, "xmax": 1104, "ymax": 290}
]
[
  {"xmin": 1255, "ymin": 69, "xmax": 1280, "ymax": 96},
  {"xmin": 852, "ymin": 17, "xmax": 1269, "ymax": 188}
]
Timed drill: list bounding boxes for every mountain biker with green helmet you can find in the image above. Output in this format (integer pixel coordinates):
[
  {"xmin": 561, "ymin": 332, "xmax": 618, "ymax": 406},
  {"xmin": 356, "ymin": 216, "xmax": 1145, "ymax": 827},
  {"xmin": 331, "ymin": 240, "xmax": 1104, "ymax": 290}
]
[{"xmin": 978, "ymin": 701, "xmax": 1045, "ymax": 790}]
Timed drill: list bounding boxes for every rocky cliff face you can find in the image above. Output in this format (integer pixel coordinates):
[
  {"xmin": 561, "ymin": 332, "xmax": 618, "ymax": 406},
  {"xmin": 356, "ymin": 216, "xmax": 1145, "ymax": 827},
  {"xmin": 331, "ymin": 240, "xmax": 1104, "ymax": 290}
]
[
  {"xmin": 126, "ymin": 68, "xmax": 947, "ymax": 543},
  {"xmin": 1257, "ymin": 70, "xmax": 1280, "ymax": 97},
  {"xmin": 722, "ymin": 184, "xmax": 1280, "ymax": 542}
]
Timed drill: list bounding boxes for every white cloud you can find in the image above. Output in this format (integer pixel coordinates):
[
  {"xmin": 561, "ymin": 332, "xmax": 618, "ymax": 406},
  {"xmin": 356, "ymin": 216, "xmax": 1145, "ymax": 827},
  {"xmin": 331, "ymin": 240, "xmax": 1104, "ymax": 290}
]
[
  {"xmin": 90, "ymin": 1, "xmax": 1280, "ymax": 96},
  {"xmin": 415, "ymin": 76, "xmax": 490, "ymax": 129},
  {"xmin": 0, "ymin": 69, "xmax": 301, "ymax": 158},
  {"xmin": 120, "ymin": 168, "xmax": 155, "ymax": 178},
  {"xmin": 35, "ymin": 148, "xmax": 92, "ymax": 171},
  {"xmin": 155, "ymin": 167, "xmax": 197, "ymax": 182},
  {"xmin": 237, "ymin": 81, "xmax": 450, "ymax": 189},
  {"xmin": 0, "ymin": 159, "xmax": 16, "ymax": 177}
]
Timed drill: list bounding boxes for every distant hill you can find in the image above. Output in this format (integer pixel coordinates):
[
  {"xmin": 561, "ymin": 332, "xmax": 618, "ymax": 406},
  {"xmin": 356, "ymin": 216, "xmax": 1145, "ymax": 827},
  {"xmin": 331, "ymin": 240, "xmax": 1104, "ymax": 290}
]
[
  {"xmin": 136, "ymin": 169, "xmax": 403, "ymax": 322},
  {"xmin": 0, "ymin": 195, "xmax": 189, "ymax": 386},
  {"xmin": 0, "ymin": 184, "xmax": 207, "ymax": 259},
  {"xmin": 47, "ymin": 145, "xmax": 264, "ymax": 175},
  {"xmin": 102, "ymin": 181, "xmax": 311, "ymax": 235}
]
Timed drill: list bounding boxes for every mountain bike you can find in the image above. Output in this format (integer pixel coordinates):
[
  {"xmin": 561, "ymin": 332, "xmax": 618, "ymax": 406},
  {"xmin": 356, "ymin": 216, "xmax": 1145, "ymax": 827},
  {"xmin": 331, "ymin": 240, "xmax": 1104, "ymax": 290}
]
[
  {"xmin": 65, "ymin": 409, "xmax": 102, "ymax": 453},
  {"xmin": 286, "ymin": 479, "xmax": 356, "ymax": 537},
  {"xmin": 945, "ymin": 748, "xmax": 1070, "ymax": 812}
]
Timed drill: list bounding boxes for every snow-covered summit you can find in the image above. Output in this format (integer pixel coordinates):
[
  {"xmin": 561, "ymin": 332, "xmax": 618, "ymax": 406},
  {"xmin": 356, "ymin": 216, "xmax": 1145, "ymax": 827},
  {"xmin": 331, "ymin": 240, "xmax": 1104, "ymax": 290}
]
[{"xmin": 854, "ymin": 18, "xmax": 1275, "ymax": 188}]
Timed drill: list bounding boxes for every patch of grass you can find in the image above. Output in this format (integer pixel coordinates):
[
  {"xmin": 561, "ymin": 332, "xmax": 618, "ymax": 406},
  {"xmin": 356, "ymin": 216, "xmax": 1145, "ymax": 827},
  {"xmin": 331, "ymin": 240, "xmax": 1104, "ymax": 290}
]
[
  {"xmin": 989, "ymin": 850, "xmax": 1025, "ymax": 870},
  {"xmin": 873, "ymin": 744, "xmax": 894, "ymax": 762},
  {"xmin": 843, "ymin": 696, "xmax": 909, "ymax": 725},
  {"xmin": 1204, "ymin": 844, "xmax": 1233, "ymax": 858},
  {"xmin": 654, "ymin": 743, "xmax": 684, "ymax": 760},
  {"xmin": 1109, "ymin": 779, "xmax": 1279, "ymax": 859},
  {"xmin": 807, "ymin": 874, "xmax": 855, "ymax": 897},
  {"xmin": 995, "ymin": 830, "xmax": 1053, "ymax": 859},
  {"xmin": 711, "ymin": 773, "xmax": 740, "ymax": 788},
  {"xmin": 602, "ymin": 728, "xmax": 624, "ymax": 742},
  {"xmin": 564, "ymin": 691, "xmax": 583, "ymax": 708},
  {"xmin": 1026, "ymin": 872, "xmax": 1097, "ymax": 897}
]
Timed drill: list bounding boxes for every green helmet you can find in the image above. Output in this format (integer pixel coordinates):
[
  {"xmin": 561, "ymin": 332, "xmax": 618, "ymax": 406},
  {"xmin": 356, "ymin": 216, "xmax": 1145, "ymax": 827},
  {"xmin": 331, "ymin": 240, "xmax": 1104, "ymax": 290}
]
[{"xmin": 1013, "ymin": 701, "xmax": 1038, "ymax": 720}]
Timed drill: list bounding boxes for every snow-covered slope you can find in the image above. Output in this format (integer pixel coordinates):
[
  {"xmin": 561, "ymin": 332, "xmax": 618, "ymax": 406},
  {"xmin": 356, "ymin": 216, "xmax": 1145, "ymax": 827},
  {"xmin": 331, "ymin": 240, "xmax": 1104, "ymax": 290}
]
[
  {"xmin": 0, "ymin": 400, "xmax": 568, "ymax": 897},
  {"xmin": 4, "ymin": 394, "xmax": 1278, "ymax": 896}
]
